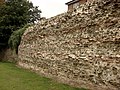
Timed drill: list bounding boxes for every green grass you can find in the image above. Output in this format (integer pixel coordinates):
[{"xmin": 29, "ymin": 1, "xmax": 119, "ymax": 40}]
[{"xmin": 0, "ymin": 62, "xmax": 87, "ymax": 90}]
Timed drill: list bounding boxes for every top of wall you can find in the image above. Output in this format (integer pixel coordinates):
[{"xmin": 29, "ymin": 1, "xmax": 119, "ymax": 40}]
[
  {"xmin": 65, "ymin": 0, "xmax": 79, "ymax": 5},
  {"xmin": 24, "ymin": 0, "xmax": 120, "ymax": 35}
]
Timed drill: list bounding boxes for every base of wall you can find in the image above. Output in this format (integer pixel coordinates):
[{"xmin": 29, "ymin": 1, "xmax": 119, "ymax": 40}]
[
  {"xmin": 18, "ymin": 61, "xmax": 118, "ymax": 90},
  {"xmin": 0, "ymin": 48, "xmax": 18, "ymax": 63}
]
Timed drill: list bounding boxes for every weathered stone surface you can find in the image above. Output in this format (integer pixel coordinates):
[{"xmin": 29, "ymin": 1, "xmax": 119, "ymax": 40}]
[
  {"xmin": 0, "ymin": 48, "xmax": 18, "ymax": 62},
  {"xmin": 18, "ymin": 0, "xmax": 120, "ymax": 90}
]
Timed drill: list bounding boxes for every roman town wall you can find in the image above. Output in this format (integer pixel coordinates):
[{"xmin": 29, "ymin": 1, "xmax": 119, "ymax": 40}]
[{"xmin": 18, "ymin": 0, "xmax": 120, "ymax": 90}]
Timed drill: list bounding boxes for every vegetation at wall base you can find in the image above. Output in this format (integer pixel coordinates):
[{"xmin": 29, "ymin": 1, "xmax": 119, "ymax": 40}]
[{"xmin": 8, "ymin": 24, "xmax": 31, "ymax": 53}]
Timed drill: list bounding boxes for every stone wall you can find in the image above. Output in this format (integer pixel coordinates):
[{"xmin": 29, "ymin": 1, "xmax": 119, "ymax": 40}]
[
  {"xmin": 0, "ymin": 48, "xmax": 17, "ymax": 63},
  {"xmin": 18, "ymin": 0, "xmax": 120, "ymax": 90}
]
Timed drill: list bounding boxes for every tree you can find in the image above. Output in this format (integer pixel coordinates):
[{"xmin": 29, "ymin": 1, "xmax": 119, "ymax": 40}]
[{"xmin": 0, "ymin": 0, "xmax": 41, "ymax": 49}]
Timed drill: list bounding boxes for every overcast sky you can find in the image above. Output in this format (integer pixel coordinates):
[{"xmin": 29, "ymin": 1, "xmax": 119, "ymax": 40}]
[{"xmin": 30, "ymin": 0, "xmax": 70, "ymax": 18}]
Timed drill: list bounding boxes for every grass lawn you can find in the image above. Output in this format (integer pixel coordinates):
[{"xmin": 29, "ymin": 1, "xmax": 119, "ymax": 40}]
[{"xmin": 0, "ymin": 62, "xmax": 87, "ymax": 90}]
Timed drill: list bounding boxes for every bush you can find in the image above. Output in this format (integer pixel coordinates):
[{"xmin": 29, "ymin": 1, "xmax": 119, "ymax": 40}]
[{"xmin": 8, "ymin": 24, "xmax": 31, "ymax": 54}]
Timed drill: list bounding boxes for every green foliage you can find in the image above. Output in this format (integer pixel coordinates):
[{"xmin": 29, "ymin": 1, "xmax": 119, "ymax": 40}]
[
  {"xmin": 0, "ymin": 0, "xmax": 41, "ymax": 49},
  {"xmin": 8, "ymin": 24, "xmax": 31, "ymax": 53}
]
